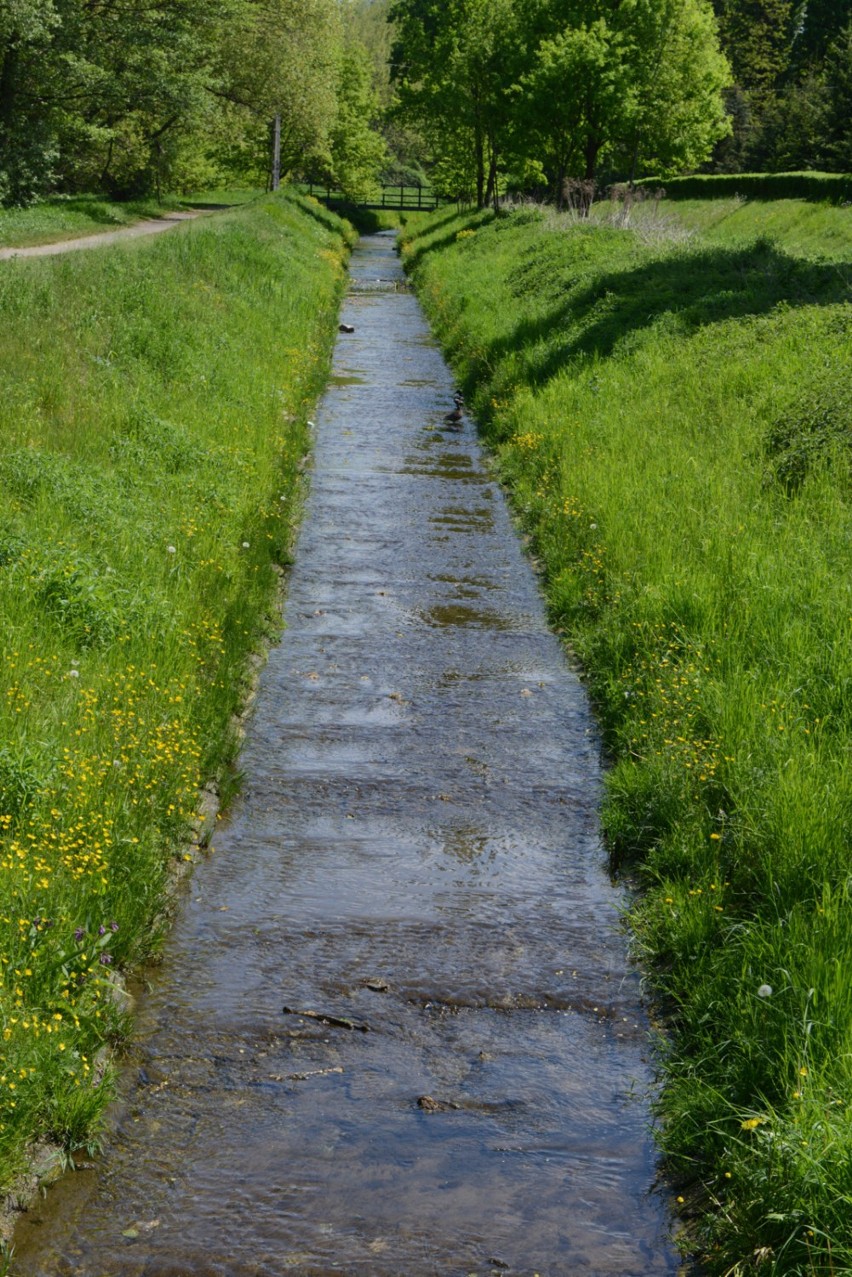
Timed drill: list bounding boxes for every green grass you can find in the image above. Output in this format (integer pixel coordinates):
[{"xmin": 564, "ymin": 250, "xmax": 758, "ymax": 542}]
[
  {"xmin": 0, "ymin": 190, "xmax": 353, "ymax": 1191},
  {"xmin": 0, "ymin": 190, "xmax": 264, "ymax": 249},
  {"xmin": 182, "ymin": 187, "xmax": 262, "ymax": 209},
  {"xmin": 0, "ymin": 195, "xmax": 184, "ymax": 249},
  {"xmin": 589, "ymin": 193, "xmax": 852, "ymax": 260},
  {"xmin": 402, "ymin": 200, "xmax": 852, "ymax": 1274}
]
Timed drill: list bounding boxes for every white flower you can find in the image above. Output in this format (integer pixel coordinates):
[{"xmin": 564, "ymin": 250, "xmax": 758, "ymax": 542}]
[
  {"xmin": 757, "ymin": 984, "xmax": 773, "ymax": 998},
  {"xmin": 242, "ymin": 541, "xmax": 250, "ymax": 549},
  {"xmin": 167, "ymin": 545, "xmax": 176, "ymax": 554},
  {"xmin": 68, "ymin": 669, "xmax": 80, "ymax": 679}
]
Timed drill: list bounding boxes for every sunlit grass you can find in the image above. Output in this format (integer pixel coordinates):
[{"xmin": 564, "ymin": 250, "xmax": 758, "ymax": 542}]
[
  {"xmin": 0, "ymin": 189, "xmax": 353, "ymax": 1186},
  {"xmin": 0, "ymin": 190, "xmax": 264, "ymax": 250},
  {"xmin": 403, "ymin": 199, "xmax": 852, "ymax": 1273},
  {"xmin": 0, "ymin": 195, "xmax": 188, "ymax": 249}
]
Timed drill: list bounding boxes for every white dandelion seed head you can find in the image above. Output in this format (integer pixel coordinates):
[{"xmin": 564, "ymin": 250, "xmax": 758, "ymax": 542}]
[
  {"xmin": 757, "ymin": 984, "xmax": 773, "ymax": 999},
  {"xmin": 68, "ymin": 669, "xmax": 80, "ymax": 679},
  {"xmin": 167, "ymin": 545, "xmax": 176, "ymax": 554},
  {"xmin": 242, "ymin": 541, "xmax": 250, "ymax": 549}
]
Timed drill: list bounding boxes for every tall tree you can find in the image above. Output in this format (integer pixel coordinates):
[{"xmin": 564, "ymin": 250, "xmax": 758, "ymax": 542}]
[
  {"xmin": 794, "ymin": 0, "xmax": 852, "ymax": 67},
  {"xmin": 821, "ymin": 18, "xmax": 852, "ymax": 167},
  {"xmin": 324, "ymin": 40, "xmax": 388, "ymax": 200},
  {"xmin": 0, "ymin": 1, "xmax": 61, "ymax": 202},
  {"xmin": 389, "ymin": 0, "xmax": 521, "ymax": 206},
  {"xmin": 213, "ymin": 0, "xmax": 342, "ymax": 185},
  {"xmin": 516, "ymin": 0, "xmax": 729, "ymax": 194}
]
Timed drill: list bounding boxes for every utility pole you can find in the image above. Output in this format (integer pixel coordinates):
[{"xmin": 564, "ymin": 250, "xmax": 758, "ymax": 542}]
[{"xmin": 272, "ymin": 113, "xmax": 281, "ymax": 191}]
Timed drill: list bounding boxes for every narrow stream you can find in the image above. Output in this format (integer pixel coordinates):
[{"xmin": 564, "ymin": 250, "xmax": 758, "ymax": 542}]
[{"xmin": 13, "ymin": 233, "xmax": 678, "ymax": 1276}]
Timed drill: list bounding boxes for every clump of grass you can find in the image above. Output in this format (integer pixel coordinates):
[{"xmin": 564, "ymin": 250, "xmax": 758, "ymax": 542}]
[
  {"xmin": 403, "ymin": 200, "xmax": 852, "ymax": 1273},
  {"xmin": 0, "ymin": 190, "xmax": 353, "ymax": 1187}
]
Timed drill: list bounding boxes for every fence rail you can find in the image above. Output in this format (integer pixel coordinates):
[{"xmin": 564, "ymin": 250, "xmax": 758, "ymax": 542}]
[{"xmin": 304, "ymin": 182, "xmax": 440, "ymax": 211}]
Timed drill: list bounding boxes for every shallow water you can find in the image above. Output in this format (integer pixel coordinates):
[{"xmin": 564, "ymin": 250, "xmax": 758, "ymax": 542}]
[{"xmin": 13, "ymin": 233, "xmax": 678, "ymax": 1276}]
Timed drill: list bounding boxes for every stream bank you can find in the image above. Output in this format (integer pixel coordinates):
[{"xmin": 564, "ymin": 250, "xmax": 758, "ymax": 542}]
[{"xmin": 12, "ymin": 231, "xmax": 678, "ymax": 1276}]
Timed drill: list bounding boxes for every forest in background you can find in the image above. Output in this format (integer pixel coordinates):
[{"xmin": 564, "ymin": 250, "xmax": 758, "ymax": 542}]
[
  {"xmin": 0, "ymin": 0, "xmax": 388, "ymax": 206},
  {"xmin": 1, "ymin": 0, "xmax": 850, "ymax": 212}
]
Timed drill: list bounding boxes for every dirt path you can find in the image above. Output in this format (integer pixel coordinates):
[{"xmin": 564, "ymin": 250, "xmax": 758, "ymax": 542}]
[{"xmin": 0, "ymin": 210, "xmax": 203, "ymax": 260}]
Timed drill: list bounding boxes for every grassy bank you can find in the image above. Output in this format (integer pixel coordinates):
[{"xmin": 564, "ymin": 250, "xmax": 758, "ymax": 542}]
[
  {"xmin": 0, "ymin": 190, "xmax": 353, "ymax": 1193},
  {"xmin": 0, "ymin": 190, "xmax": 261, "ymax": 250},
  {"xmin": 402, "ymin": 200, "xmax": 852, "ymax": 1274}
]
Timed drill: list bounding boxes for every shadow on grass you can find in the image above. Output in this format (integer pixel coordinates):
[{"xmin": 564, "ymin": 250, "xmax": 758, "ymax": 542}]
[
  {"xmin": 486, "ymin": 236, "xmax": 851, "ymax": 385},
  {"xmin": 401, "ymin": 208, "xmax": 496, "ymax": 271},
  {"xmin": 47, "ymin": 196, "xmax": 129, "ymax": 226}
]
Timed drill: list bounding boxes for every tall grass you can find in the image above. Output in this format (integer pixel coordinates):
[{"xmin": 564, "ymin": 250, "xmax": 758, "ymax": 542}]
[
  {"xmin": 402, "ymin": 200, "xmax": 852, "ymax": 1274},
  {"xmin": 0, "ymin": 191, "xmax": 353, "ymax": 1190}
]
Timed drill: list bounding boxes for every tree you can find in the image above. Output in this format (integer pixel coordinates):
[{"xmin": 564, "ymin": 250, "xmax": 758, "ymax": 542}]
[
  {"xmin": 711, "ymin": 0, "xmax": 796, "ymax": 106},
  {"xmin": 821, "ymin": 18, "xmax": 852, "ymax": 168},
  {"xmin": 389, "ymin": 0, "xmax": 521, "ymax": 206},
  {"xmin": 213, "ymin": 0, "xmax": 342, "ymax": 186},
  {"xmin": 0, "ymin": 1, "xmax": 60, "ymax": 202},
  {"xmin": 324, "ymin": 41, "xmax": 388, "ymax": 200},
  {"xmin": 623, "ymin": 0, "xmax": 731, "ymax": 179},
  {"xmin": 514, "ymin": 0, "xmax": 729, "ymax": 194},
  {"xmin": 517, "ymin": 21, "xmax": 628, "ymax": 199},
  {"xmin": 793, "ymin": 0, "xmax": 852, "ymax": 68}
]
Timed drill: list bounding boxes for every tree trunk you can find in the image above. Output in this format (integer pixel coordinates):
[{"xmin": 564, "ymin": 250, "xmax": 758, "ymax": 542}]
[
  {"xmin": 0, "ymin": 45, "xmax": 19, "ymax": 129},
  {"xmin": 484, "ymin": 148, "xmax": 498, "ymax": 210},
  {"xmin": 584, "ymin": 135, "xmax": 599, "ymax": 182},
  {"xmin": 628, "ymin": 138, "xmax": 640, "ymax": 188}
]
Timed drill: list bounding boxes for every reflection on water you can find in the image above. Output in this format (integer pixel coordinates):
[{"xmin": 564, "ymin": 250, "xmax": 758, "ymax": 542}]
[{"xmin": 12, "ymin": 232, "xmax": 678, "ymax": 1277}]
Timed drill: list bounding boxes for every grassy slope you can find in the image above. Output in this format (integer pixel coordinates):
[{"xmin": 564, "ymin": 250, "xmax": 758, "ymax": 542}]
[
  {"xmin": 0, "ymin": 190, "xmax": 261, "ymax": 249},
  {"xmin": 402, "ymin": 200, "xmax": 852, "ymax": 1275},
  {"xmin": 0, "ymin": 191, "xmax": 353, "ymax": 1190}
]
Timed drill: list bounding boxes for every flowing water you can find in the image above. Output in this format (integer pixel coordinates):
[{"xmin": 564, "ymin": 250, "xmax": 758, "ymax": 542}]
[{"xmin": 12, "ymin": 233, "xmax": 679, "ymax": 1276}]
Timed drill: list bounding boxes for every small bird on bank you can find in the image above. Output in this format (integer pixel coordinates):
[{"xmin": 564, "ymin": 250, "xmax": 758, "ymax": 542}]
[
  {"xmin": 443, "ymin": 403, "xmax": 464, "ymax": 428},
  {"xmin": 339, "ymin": 323, "xmax": 355, "ymax": 333}
]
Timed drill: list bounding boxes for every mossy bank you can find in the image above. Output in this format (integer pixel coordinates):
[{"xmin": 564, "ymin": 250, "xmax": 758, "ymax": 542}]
[
  {"xmin": 0, "ymin": 191, "xmax": 354, "ymax": 1204},
  {"xmin": 402, "ymin": 198, "xmax": 852, "ymax": 1275}
]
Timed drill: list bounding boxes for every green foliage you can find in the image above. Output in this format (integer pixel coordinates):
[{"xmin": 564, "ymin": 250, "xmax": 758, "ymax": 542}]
[
  {"xmin": 712, "ymin": 0, "xmax": 797, "ymax": 105},
  {"xmin": 764, "ymin": 367, "xmax": 852, "ymax": 493},
  {"xmin": 390, "ymin": 0, "xmax": 730, "ymax": 204},
  {"xmin": 0, "ymin": 190, "xmax": 351, "ymax": 1187},
  {"xmin": 822, "ymin": 20, "xmax": 852, "ymax": 171},
  {"xmin": 390, "ymin": 0, "xmax": 522, "ymax": 205},
  {"xmin": 708, "ymin": 0, "xmax": 852, "ymax": 174},
  {"xmin": 402, "ymin": 197, "xmax": 852, "ymax": 1271},
  {"xmin": 325, "ymin": 42, "xmax": 388, "ymax": 202},
  {"xmin": 212, "ymin": 0, "xmax": 343, "ymax": 185},
  {"xmin": 0, "ymin": 0, "xmax": 392, "ymax": 206}
]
